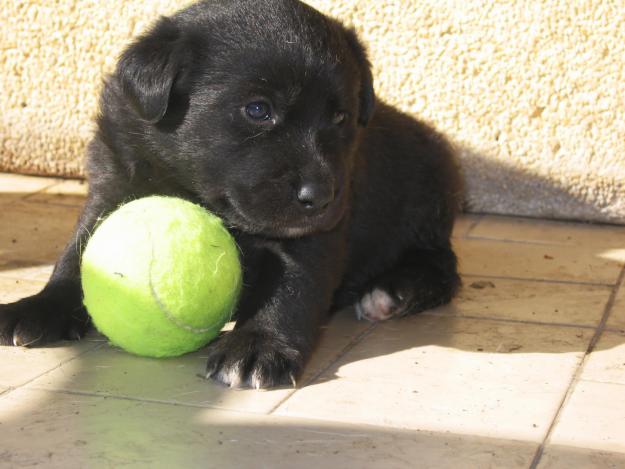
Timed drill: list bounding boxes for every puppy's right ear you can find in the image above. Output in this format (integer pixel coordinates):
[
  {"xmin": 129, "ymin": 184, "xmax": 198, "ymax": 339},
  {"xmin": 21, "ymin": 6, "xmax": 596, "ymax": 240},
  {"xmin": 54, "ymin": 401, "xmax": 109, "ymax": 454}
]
[{"xmin": 116, "ymin": 17, "xmax": 192, "ymax": 124}]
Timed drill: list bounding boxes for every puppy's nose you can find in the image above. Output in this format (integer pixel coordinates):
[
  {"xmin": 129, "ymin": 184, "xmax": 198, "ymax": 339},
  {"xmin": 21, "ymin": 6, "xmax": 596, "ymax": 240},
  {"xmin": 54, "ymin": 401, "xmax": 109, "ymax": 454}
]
[{"xmin": 297, "ymin": 182, "xmax": 334, "ymax": 211}]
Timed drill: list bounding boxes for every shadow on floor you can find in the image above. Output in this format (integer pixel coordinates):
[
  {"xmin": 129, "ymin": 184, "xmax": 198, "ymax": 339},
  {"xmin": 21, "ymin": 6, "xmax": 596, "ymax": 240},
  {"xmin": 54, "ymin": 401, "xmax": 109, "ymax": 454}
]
[
  {"xmin": 1, "ymin": 177, "xmax": 624, "ymax": 465},
  {"xmin": 0, "ymin": 186, "xmax": 623, "ymax": 363},
  {"xmin": 0, "ymin": 386, "xmax": 542, "ymax": 467}
]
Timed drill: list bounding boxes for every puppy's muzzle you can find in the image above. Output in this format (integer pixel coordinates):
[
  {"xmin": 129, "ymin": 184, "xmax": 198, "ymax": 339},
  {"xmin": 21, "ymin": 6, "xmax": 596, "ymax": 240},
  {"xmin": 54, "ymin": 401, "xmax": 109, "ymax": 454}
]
[{"xmin": 296, "ymin": 181, "xmax": 335, "ymax": 213}]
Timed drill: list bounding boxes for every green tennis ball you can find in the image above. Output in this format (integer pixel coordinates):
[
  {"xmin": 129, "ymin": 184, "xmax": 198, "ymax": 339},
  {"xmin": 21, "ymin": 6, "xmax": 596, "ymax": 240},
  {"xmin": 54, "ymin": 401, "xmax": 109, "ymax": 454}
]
[{"xmin": 80, "ymin": 196, "xmax": 242, "ymax": 358}]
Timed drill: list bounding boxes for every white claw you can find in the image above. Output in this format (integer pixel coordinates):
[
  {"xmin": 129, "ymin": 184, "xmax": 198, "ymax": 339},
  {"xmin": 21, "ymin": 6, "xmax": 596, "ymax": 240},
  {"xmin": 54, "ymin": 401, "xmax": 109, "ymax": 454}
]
[
  {"xmin": 13, "ymin": 332, "xmax": 43, "ymax": 347},
  {"xmin": 354, "ymin": 301, "xmax": 364, "ymax": 320}
]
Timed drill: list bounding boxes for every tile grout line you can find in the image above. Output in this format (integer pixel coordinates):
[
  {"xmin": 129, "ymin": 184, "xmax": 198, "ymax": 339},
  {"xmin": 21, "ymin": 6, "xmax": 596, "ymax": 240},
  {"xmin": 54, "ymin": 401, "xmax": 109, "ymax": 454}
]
[
  {"xmin": 24, "ymin": 386, "xmax": 274, "ymax": 415},
  {"xmin": 9, "ymin": 176, "xmax": 83, "ymax": 208},
  {"xmin": 464, "ymin": 235, "xmax": 577, "ymax": 246},
  {"xmin": 0, "ymin": 275, "xmax": 48, "ymax": 285},
  {"xmin": 574, "ymin": 377, "xmax": 625, "ymax": 386},
  {"xmin": 422, "ymin": 311, "xmax": 601, "ymax": 330},
  {"xmin": 528, "ymin": 264, "xmax": 625, "ymax": 469},
  {"xmin": 0, "ymin": 340, "xmax": 107, "ymax": 399},
  {"xmin": 301, "ymin": 321, "xmax": 379, "ymax": 388},
  {"xmin": 461, "ymin": 272, "xmax": 617, "ymax": 288},
  {"xmin": 20, "ymin": 199, "xmax": 86, "ymax": 209},
  {"xmin": 0, "ymin": 262, "xmax": 59, "ymax": 283},
  {"xmin": 266, "ymin": 320, "xmax": 379, "ymax": 415},
  {"xmin": 462, "ymin": 234, "xmax": 625, "ymax": 247},
  {"xmin": 462, "ymin": 214, "xmax": 484, "ymax": 238},
  {"xmin": 462, "ymin": 211, "xmax": 624, "ymax": 228},
  {"xmin": 302, "ymin": 321, "xmax": 378, "ymax": 387},
  {"xmin": 18, "ymin": 179, "xmax": 62, "ymax": 201}
]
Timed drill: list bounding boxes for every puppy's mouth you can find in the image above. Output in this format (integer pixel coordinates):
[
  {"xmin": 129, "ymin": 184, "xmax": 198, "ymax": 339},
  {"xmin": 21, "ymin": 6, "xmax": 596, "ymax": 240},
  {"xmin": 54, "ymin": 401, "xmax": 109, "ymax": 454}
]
[
  {"xmin": 282, "ymin": 184, "xmax": 349, "ymax": 237},
  {"xmin": 218, "ymin": 183, "xmax": 349, "ymax": 239}
]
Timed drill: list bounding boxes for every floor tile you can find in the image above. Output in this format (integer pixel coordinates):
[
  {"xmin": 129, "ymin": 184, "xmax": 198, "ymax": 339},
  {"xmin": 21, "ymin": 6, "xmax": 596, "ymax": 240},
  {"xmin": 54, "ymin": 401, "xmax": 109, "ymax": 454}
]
[
  {"xmin": 430, "ymin": 276, "xmax": 611, "ymax": 327},
  {"xmin": 549, "ymin": 380, "xmax": 625, "ymax": 453},
  {"xmin": 275, "ymin": 315, "xmax": 590, "ymax": 442},
  {"xmin": 27, "ymin": 309, "xmax": 371, "ymax": 414},
  {"xmin": 0, "ymin": 336, "xmax": 103, "ymax": 388},
  {"xmin": 538, "ymin": 445, "xmax": 625, "ymax": 468},
  {"xmin": 0, "ymin": 388, "xmax": 537, "ymax": 469},
  {"xmin": 23, "ymin": 178, "xmax": 87, "ymax": 207},
  {"xmin": 0, "ymin": 276, "xmax": 46, "ymax": 303},
  {"xmin": 607, "ymin": 277, "xmax": 625, "ymax": 330},
  {"xmin": 470, "ymin": 215, "xmax": 625, "ymax": 249},
  {"xmin": 2, "ymin": 176, "xmax": 623, "ymax": 465},
  {"xmin": 578, "ymin": 331, "xmax": 625, "ymax": 385},
  {"xmin": 0, "ymin": 263, "xmax": 54, "ymax": 282},
  {"xmin": 0, "ymin": 173, "xmax": 59, "ymax": 205},
  {"xmin": 0, "ymin": 202, "xmax": 80, "ymax": 266},
  {"xmin": 454, "ymin": 238, "xmax": 623, "ymax": 285}
]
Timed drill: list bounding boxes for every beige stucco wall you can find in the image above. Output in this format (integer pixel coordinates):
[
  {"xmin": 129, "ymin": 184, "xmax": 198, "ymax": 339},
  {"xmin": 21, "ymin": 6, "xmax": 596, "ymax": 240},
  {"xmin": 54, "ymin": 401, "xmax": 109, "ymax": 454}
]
[{"xmin": 1, "ymin": 1, "xmax": 624, "ymax": 223}]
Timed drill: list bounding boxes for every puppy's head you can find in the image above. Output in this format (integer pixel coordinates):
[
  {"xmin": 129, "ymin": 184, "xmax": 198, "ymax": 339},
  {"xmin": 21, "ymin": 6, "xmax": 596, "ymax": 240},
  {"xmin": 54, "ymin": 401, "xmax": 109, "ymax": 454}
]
[{"xmin": 114, "ymin": 0, "xmax": 374, "ymax": 237}]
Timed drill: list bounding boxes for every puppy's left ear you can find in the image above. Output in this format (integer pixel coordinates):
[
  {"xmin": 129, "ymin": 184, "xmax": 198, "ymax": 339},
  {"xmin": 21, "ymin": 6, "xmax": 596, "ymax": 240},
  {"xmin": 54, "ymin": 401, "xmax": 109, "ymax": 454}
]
[
  {"xmin": 116, "ymin": 17, "xmax": 193, "ymax": 124},
  {"xmin": 344, "ymin": 29, "xmax": 375, "ymax": 127}
]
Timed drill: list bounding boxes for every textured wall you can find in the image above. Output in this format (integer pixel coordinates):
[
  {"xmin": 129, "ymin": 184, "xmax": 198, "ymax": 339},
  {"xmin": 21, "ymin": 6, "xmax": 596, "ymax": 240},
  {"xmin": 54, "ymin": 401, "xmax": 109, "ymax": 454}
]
[
  {"xmin": 1, "ymin": 0, "xmax": 624, "ymax": 223},
  {"xmin": 0, "ymin": 0, "xmax": 195, "ymax": 177}
]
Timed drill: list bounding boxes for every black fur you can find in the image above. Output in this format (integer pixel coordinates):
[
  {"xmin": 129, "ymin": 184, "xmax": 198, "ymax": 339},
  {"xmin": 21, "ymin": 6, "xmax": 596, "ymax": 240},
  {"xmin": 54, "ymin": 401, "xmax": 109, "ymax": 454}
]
[{"xmin": 0, "ymin": 0, "xmax": 462, "ymax": 388}]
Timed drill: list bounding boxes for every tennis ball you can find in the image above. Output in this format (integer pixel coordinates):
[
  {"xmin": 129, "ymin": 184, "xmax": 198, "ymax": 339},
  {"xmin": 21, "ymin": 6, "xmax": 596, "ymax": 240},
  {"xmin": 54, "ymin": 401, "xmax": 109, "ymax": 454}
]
[{"xmin": 80, "ymin": 196, "xmax": 241, "ymax": 358}]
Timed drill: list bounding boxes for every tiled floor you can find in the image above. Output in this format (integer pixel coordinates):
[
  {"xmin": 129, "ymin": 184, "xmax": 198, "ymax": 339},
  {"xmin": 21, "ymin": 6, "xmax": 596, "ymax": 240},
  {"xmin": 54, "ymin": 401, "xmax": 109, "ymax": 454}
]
[{"xmin": 0, "ymin": 172, "xmax": 624, "ymax": 468}]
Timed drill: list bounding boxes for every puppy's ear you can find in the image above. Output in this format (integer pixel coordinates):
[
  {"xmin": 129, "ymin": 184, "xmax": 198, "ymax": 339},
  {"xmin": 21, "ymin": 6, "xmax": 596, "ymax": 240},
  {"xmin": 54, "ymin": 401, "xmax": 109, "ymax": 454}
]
[
  {"xmin": 344, "ymin": 29, "xmax": 375, "ymax": 127},
  {"xmin": 116, "ymin": 17, "xmax": 192, "ymax": 124}
]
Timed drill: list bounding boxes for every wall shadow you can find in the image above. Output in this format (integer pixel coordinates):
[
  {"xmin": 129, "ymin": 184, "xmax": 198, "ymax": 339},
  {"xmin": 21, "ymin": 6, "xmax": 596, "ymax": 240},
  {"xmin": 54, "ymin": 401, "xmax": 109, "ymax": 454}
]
[{"xmin": 458, "ymin": 145, "xmax": 625, "ymax": 225}]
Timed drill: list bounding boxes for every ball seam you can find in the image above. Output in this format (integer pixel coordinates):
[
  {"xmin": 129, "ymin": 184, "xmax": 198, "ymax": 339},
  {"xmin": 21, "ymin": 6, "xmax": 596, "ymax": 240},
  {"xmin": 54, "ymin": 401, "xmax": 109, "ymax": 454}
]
[{"xmin": 147, "ymin": 226, "xmax": 226, "ymax": 334}]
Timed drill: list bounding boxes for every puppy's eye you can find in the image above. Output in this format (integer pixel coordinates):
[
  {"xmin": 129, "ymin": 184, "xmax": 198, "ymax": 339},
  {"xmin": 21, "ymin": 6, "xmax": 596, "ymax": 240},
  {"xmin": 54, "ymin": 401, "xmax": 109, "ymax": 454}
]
[
  {"xmin": 245, "ymin": 101, "xmax": 272, "ymax": 121},
  {"xmin": 332, "ymin": 111, "xmax": 348, "ymax": 125}
]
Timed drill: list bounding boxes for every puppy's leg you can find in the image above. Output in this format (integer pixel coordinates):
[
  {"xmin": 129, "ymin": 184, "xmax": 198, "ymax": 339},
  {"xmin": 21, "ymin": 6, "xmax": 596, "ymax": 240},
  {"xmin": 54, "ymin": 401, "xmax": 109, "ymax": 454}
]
[
  {"xmin": 0, "ymin": 193, "xmax": 123, "ymax": 346},
  {"xmin": 205, "ymin": 234, "xmax": 345, "ymax": 389},
  {"xmin": 356, "ymin": 244, "xmax": 460, "ymax": 322}
]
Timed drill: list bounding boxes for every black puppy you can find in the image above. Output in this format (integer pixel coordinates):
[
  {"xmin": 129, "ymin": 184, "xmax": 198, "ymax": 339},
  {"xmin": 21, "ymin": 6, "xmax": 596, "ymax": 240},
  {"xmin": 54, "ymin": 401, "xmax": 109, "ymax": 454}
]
[{"xmin": 0, "ymin": 0, "xmax": 462, "ymax": 388}]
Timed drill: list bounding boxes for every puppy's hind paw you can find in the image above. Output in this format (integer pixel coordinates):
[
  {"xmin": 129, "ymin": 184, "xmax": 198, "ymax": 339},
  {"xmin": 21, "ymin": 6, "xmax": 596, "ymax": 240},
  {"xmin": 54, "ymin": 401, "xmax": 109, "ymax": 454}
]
[{"xmin": 355, "ymin": 287, "xmax": 407, "ymax": 322}]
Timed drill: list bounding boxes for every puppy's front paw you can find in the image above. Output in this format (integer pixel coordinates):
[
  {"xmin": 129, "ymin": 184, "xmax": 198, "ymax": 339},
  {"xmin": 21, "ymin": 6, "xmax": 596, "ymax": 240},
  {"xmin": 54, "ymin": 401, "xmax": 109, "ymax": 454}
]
[
  {"xmin": 204, "ymin": 329, "xmax": 303, "ymax": 389},
  {"xmin": 0, "ymin": 293, "xmax": 90, "ymax": 346}
]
